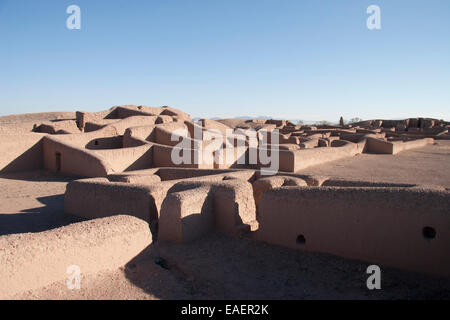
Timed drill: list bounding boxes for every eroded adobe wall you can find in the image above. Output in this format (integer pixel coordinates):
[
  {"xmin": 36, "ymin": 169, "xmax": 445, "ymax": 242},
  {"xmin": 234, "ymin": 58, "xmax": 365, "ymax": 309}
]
[
  {"xmin": 158, "ymin": 179, "xmax": 257, "ymax": 242},
  {"xmin": 159, "ymin": 186, "xmax": 215, "ymax": 243},
  {"xmin": 255, "ymin": 140, "xmax": 365, "ymax": 173},
  {"xmin": 156, "ymin": 168, "xmax": 255, "ymax": 181},
  {"xmin": 64, "ymin": 170, "xmax": 258, "ymax": 243},
  {"xmin": 0, "ymin": 133, "xmax": 45, "ymax": 173},
  {"xmin": 64, "ymin": 178, "xmax": 158, "ymax": 222},
  {"xmin": 0, "ymin": 112, "xmax": 76, "ymax": 134},
  {"xmin": 290, "ymin": 140, "xmax": 361, "ymax": 172},
  {"xmin": 43, "ymin": 137, "xmax": 112, "ymax": 177},
  {"xmin": 36, "ymin": 120, "xmax": 80, "ymax": 134},
  {"xmin": 93, "ymin": 144, "xmax": 153, "ymax": 172},
  {"xmin": 76, "ymin": 106, "xmax": 190, "ymax": 131},
  {"xmin": 212, "ymin": 179, "xmax": 258, "ymax": 235},
  {"xmin": 255, "ymin": 186, "xmax": 450, "ymax": 277},
  {"xmin": 401, "ymin": 138, "xmax": 434, "ymax": 151},
  {"xmin": 42, "ymin": 124, "xmax": 155, "ymax": 176},
  {"xmin": 365, "ymin": 137, "xmax": 395, "ymax": 154},
  {"xmin": 106, "ymin": 116, "xmax": 160, "ymax": 135},
  {"xmin": 0, "ymin": 215, "xmax": 151, "ymax": 299},
  {"xmin": 64, "ymin": 170, "xmax": 255, "ymax": 221}
]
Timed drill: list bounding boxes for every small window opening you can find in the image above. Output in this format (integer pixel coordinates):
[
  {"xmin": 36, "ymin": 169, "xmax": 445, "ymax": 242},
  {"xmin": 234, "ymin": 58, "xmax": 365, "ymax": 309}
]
[
  {"xmin": 423, "ymin": 226, "xmax": 436, "ymax": 240},
  {"xmin": 296, "ymin": 234, "xmax": 306, "ymax": 245}
]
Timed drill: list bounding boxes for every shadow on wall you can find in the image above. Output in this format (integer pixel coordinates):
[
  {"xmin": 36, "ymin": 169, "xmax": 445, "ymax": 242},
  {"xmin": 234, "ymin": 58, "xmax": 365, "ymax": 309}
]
[
  {"xmin": 158, "ymin": 186, "xmax": 215, "ymax": 243},
  {"xmin": 0, "ymin": 194, "xmax": 86, "ymax": 236},
  {"xmin": 103, "ymin": 108, "xmax": 120, "ymax": 119},
  {"xmin": 0, "ymin": 140, "xmax": 43, "ymax": 174},
  {"xmin": 85, "ymin": 137, "xmax": 123, "ymax": 150},
  {"xmin": 124, "ymin": 147, "xmax": 154, "ymax": 172}
]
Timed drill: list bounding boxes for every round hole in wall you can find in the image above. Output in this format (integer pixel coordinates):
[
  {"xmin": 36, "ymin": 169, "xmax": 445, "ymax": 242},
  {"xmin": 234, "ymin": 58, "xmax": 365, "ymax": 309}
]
[
  {"xmin": 296, "ymin": 234, "xmax": 306, "ymax": 245},
  {"xmin": 422, "ymin": 226, "xmax": 436, "ymax": 240}
]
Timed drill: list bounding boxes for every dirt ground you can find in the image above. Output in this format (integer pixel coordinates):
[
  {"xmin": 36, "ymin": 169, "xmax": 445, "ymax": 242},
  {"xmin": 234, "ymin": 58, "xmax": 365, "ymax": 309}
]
[
  {"xmin": 0, "ymin": 171, "xmax": 85, "ymax": 236},
  {"xmin": 298, "ymin": 140, "xmax": 450, "ymax": 188},
  {"xmin": 2, "ymin": 164, "xmax": 450, "ymax": 299}
]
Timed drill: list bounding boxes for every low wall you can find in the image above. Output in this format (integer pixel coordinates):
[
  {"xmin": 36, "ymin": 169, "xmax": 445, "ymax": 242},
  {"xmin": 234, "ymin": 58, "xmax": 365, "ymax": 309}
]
[
  {"xmin": 65, "ymin": 172, "xmax": 257, "ymax": 242},
  {"xmin": 64, "ymin": 178, "xmax": 158, "ymax": 222},
  {"xmin": 110, "ymin": 174, "xmax": 161, "ymax": 184},
  {"xmin": 351, "ymin": 137, "xmax": 433, "ymax": 155},
  {"xmin": 340, "ymin": 132, "xmax": 385, "ymax": 143},
  {"xmin": 65, "ymin": 170, "xmax": 255, "ymax": 222},
  {"xmin": 156, "ymin": 167, "xmax": 255, "ymax": 181},
  {"xmin": 0, "ymin": 133, "xmax": 45, "ymax": 173},
  {"xmin": 291, "ymin": 141, "xmax": 360, "ymax": 171},
  {"xmin": 401, "ymin": 138, "xmax": 434, "ymax": 151},
  {"xmin": 255, "ymin": 186, "xmax": 450, "ymax": 277},
  {"xmin": 0, "ymin": 215, "xmax": 151, "ymax": 299},
  {"xmin": 365, "ymin": 137, "xmax": 395, "ymax": 154},
  {"xmin": 254, "ymin": 141, "xmax": 361, "ymax": 173}
]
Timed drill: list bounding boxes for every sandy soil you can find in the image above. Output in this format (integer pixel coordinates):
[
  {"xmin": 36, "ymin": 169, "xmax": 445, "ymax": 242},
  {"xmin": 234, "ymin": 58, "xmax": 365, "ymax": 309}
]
[{"xmin": 298, "ymin": 140, "xmax": 450, "ymax": 188}]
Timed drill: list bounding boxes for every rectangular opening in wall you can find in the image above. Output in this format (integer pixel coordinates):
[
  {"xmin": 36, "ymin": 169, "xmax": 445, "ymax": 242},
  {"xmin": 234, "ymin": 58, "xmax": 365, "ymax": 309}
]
[{"xmin": 55, "ymin": 152, "xmax": 61, "ymax": 172}]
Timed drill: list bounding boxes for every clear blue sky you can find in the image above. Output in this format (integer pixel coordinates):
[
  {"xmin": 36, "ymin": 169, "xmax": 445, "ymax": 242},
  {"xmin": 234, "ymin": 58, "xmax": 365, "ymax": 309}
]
[{"xmin": 0, "ymin": 0, "xmax": 449, "ymax": 121}]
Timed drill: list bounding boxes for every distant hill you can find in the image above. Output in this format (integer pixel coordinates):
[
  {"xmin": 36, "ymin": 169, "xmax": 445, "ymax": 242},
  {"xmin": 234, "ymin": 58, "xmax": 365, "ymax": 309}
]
[{"xmin": 193, "ymin": 115, "xmax": 322, "ymax": 125}]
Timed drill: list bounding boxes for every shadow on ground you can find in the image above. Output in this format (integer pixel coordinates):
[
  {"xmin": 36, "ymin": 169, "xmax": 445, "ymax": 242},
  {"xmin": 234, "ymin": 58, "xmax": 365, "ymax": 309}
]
[
  {"xmin": 0, "ymin": 194, "xmax": 85, "ymax": 236},
  {"xmin": 0, "ymin": 170, "xmax": 80, "ymax": 182},
  {"xmin": 123, "ymin": 232, "xmax": 450, "ymax": 300}
]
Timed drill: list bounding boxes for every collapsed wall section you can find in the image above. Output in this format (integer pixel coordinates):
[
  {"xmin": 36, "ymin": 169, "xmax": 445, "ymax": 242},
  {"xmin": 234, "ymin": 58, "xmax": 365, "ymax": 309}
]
[
  {"xmin": 158, "ymin": 179, "xmax": 257, "ymax": 242},
  {"xmin": 158, "ymin": 186, "xmax": 215, "ymax": 243}
]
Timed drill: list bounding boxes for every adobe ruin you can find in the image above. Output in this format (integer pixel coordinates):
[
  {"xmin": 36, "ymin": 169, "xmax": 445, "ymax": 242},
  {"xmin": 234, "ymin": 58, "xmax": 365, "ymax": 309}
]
[{"xmin": 1, "ymin": 105, "xmax": 449, "ymax": 298}]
